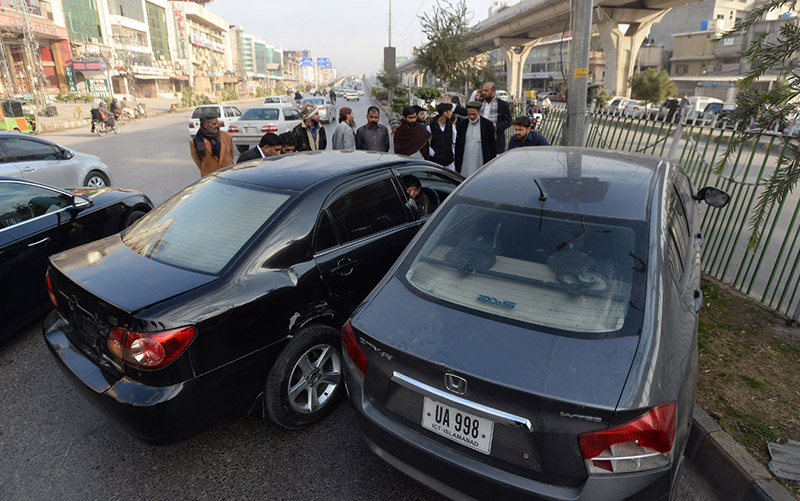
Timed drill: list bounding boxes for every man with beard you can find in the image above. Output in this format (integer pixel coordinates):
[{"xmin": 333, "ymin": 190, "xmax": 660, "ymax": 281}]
[
  {"xmin": 455, "ymin": 101, "xmax": 496, "ymax": 177},
  {"xmin": 507, "ymin": 116, "xmax": 550, "ymax": 150},
  {"xmin": 331, "ymin": 107, "xmax": 356, "ymax": 150},
  {"xmin": 237, "ymin": 132, "xmax": 283, "ymax": 163},
  {"xmin": 190, "ymin": 113, "xmax": 235, "ymax": 177},
  {"xmin": 393, "ymin": 106, "xmax": 430, "ymax": 159},
  {"xmin": 356, "ymin": 106, "xmax": 390, "ymax": 152},
  {"xmin": 427, "ymin": 102, "xmax": 456, "ymax": 170},
  {"xmin": 292, "ymin": 102, "xmax": 327, "ymax": 151},
  {"xmin": 480, "ymin": 82, "xmax": 513, "ymax": 153}
]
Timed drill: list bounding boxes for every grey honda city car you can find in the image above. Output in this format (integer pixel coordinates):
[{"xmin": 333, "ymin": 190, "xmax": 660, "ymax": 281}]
[{"xmin": 342, "ymin": 147, "xmax": 729, "ymax": 500}]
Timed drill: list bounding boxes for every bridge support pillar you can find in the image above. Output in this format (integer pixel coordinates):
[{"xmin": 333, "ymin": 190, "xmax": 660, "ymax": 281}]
[
  {"xmin": 595, "ymin": 7, "xmax": 668, "ymax": 97},
  {"xmin": 496, "ymin": 38, "xmax": 540, "ymax": 102}
]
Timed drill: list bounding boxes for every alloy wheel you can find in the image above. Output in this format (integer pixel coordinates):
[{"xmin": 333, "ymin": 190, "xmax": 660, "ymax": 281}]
[{"xmin": 286, "ymin": 343, "xmax": 341, "ymax": 414}]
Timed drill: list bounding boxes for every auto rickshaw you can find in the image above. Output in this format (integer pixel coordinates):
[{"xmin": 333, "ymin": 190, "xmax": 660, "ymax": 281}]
[{"xmin": 0, "ymin": 99, "xmax": 39, "ymax": 134}]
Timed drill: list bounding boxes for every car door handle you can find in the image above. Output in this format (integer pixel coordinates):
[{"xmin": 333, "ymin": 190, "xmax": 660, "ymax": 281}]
[
  {"xmin": 694, "ymin": 288, "xmax": 703, "ymax": 312},
  {"xmin": 28, "ymin": 237, "xmax": 50, "ymax": 248},
  {"xmin": 21, "ymin": 166, "xmax": 35, "ymax": 173},
  {"xmin": 331, "ymin": 258, "xmax": 358, "ymax": 276}
]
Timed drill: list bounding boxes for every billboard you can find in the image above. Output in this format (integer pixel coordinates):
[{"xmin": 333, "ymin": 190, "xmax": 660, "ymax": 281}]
[
  {"xmin": 316, "ymin": 57, "xmax": 330, "ymax": 68},
  {"xmin": 300, "ymin": 57, "xmax": 313, "ymax": 67}
]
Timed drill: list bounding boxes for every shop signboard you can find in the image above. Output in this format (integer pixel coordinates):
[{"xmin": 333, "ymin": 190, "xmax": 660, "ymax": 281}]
[
  {"xmin": 86, "ymin": 78, "xmax": 110, "ymax": 95},
  {"xmin": 64, "ymin": 66, "xmax": 77, "ymax": 93},
  {"xmin": 72, "ymin": 61, "xmax": 106, "ymax": 72},
  {"xmin": 174, "ymin": 5, "xmax": 187, "ymax": 59}
]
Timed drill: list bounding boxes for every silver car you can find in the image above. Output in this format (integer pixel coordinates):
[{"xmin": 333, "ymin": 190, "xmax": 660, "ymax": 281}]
[
  {"xmin": 0, "ymin": 133, "xmax": 112, "ymax": 187},
  {"xmin": 228, "ymin": 105, "xmax": 303, "ymax": 152},
  {"xmin": 188, "ymin": 104, "xmax": 242, "ymax": 137}
]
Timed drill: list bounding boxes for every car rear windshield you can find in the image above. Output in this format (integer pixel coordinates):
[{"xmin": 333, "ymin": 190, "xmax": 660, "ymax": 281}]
[
  {"xmin": 191, "ymin": 106, "xmax": 220, "ymax": 119},
  {"xmin": 399, "ymin": 199, "xmax": 647, "ymax": 338},
  {"xmin": 304, "ymin": 98, "xmax": 325, "ymax": 106},
  {"xmin": 240, "ymin": 108, "xmax": 280, "ymax": 121},
  {"xmin": 122, "ymin": 177, "xmax": 292, "ymax": 275}
]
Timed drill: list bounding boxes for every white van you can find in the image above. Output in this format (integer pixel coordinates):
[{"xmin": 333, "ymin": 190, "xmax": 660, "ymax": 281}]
[{"xmin": 685, "ymin": 96, "xmax": 722, "ymax": 119}]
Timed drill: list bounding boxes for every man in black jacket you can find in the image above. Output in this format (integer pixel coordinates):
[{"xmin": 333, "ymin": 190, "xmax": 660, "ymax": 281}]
[
  {"xmin": 292, "ymin": 102, "xmax": 327, "ymax": 151},
  {"xmin": 480, "ymin": 82, "xmax": 513, "ymax": 154},
  {"xmin": 237, "ymin": 132, "xmax": 283, "ymax": 163},
  {"xmin": 455, "ymin": 101, "xmax": 496, "ymax": 176},
  {"xmin": 427, "ymin": 102, "xmax": 456, "ymax": 170}
]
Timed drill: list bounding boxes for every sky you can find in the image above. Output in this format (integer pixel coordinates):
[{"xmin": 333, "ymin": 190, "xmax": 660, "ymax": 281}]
[{"xmin": 206, "ymin": 0, "xmax": 498, "ymax": 76}]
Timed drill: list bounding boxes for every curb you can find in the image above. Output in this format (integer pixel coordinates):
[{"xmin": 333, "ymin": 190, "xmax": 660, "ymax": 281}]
[{"xmin": 689, "ymin": 406, "xmax": 794, "ymax": 500}]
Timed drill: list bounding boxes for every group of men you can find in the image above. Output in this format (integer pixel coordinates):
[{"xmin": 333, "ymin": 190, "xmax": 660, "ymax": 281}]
[{"xmin": 189, "ymin": 81, "xmax": 549, "ymax": 178}]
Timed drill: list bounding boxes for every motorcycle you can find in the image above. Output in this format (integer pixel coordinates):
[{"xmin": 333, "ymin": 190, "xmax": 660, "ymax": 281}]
[
  {"xmin": 92, "ymin": 118, "xmax": 120, "ymax": 137},
  {"xmin": 134, "ymin": 103, "xmax": 147, "ymax": 119}
]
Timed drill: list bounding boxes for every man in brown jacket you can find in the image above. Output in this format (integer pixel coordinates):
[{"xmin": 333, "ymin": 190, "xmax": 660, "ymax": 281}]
[{"xmin": 190, "ymin": 113, "xmax": 235, "ymax": 177}]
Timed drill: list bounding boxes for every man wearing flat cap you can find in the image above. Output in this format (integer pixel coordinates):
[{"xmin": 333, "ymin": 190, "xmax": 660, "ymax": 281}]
[
  {"xmin": 331, "ymin": 106, "xmax": 356, "ymax": 150},
  {"xmin": 426, "ymin": 102, "xmax": 457, "ymax": 170},
  {"xmin": 292, "ymin": 101, "xmax": 327, "ymax": 151},
  {"xmin": 455, "ymin": 101, "xmax": 496, "ymax": 177}
]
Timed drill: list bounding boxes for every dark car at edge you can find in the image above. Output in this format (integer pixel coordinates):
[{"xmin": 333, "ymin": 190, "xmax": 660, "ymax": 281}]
[
  {"xmin": 342, "ymin": 147, "xmax": 730, "ymax": 500},
  {"xmin": 43, "ymin": 151, "xmax": 462, "ymax": 443}
]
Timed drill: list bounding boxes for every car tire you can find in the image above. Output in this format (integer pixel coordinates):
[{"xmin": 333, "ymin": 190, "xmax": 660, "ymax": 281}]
[
  {"xmin": 124, "ymin": 209, "xmax": 147, "ymax": 228},
  {"xmin": 265, "ymin": 324, "xmax": 343, "ymax": 429},
  {"xmin": 237, "ymin": 145, "xmax": 249, "ymax": 153},
  {"xmin": 84, "ymin": 170, "xmax": 110, "ymax": 188}
]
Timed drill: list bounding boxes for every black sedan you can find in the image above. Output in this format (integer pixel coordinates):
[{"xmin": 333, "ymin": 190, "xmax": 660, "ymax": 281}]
[
  {"xmin": 342, "ymin": 147, "xmax": 730, "ymax": 500},
  {"xmin": 43, "ymin": 151, "xmax": 462, "ymax": 443},
  {"xmin": 1, "ymin": 177, "xmax": 152, "ymax": 340}
]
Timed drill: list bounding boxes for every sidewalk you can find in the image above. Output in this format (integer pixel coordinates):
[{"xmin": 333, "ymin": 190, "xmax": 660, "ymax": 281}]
[{"xmin": 37, "ymin": 95, "xmax": 266, "ymax": 132}]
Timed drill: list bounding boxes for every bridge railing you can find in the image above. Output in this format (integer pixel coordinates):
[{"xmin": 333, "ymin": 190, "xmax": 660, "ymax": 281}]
[{"xmin": 504, "ymin": 102, "xmax": 800, "ymax": 320}]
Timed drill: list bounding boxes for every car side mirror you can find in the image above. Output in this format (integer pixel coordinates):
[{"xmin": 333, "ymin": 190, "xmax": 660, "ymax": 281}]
[
  {"xmin": 71, "ymin": 195, "xmax": 93, "ymax": 211},
  {"xmin": 60, "ymin": 149, "xmax": 74, "ymax": 160},
  {"xmin": 693, "ymin": 186, "xmax": 730, "ymax": 208}
]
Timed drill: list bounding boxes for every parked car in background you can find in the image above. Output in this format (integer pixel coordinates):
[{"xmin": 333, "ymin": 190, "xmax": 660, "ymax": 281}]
[
  {"xmin": 0, "ymin": 132, "xmax": 113, "ymax": 188},
  {"xmin": 263, "ymin": 96, "xmax": 291, "ymax": 105},
  {"xmin": 343, "ymin": 147, "xmax": 730, "ymax": 501},
  {"xmin": 783, "ymin": 115, "xmax": 800, "ymax": 136},
  {"xmin": 697, "ymin": 102, "xmax": 737, "ymax": 126},
  {"xmin": 345, "ymin": 90, "xmax": 360, "ymax": 102},
  {"xmin": 228, "ymin": 105, "xmax": 303, "ymax": 153},
  {"xmin": 188, "ymin": 104, "xmax": 242, "ymax": 136},
  {"xmin": 623, "ymin": 100, "xmax": 657, "ymax": 119},
  {"xmin": 606, "ymin": 96, "xmax": 631, "ymax": 115},
  {"xmin": 301, "ymin": 96, "xmax": 337, "ymax": 123},
  {"xmin": 43, "ymin": 151, "xmax": 463, "ymax": 444},
  {"xmin": 0, "ymin": 177, "xmax": 152, "ymax": 340},
  {"xmin": 496, "ymin": 90, "xmax": 511, "ymax": 102},
  {"xmin": 685, "ymin": 96, "xmax": 723, "ymax": 121}
]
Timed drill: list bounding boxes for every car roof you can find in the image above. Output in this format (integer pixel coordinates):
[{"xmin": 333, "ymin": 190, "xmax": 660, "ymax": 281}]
[
  {"xmin": 458, "ymin": 147, "xmax": 664, "ymax": 221},
  {"xmin": 0, "ymin": 131, "xmax": 56, "ymax": 145},
  {"xmin": 217, "ymin": 150, "xmax": 433, "ymax": 191}
]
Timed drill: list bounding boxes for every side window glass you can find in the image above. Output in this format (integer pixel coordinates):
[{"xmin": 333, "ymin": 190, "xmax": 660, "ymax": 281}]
[
  {"xmin": 1, "ymin": 101, "xmax": 12, "ymax": 117},
  {"xmin": 234, "ymin": 107, "xmax": 242, "ymax": 117},
  {"xmin": 395, "ymin": 167, "xmax": 462, "ymax": 215},
  {"xmin": 284, "ymin": 108, "xmax": 300, "ymax": 121},
  {"xmin": 666, "ymin": 188, "xmax": 687, "ymax": 281},
  {"xmin": 314, "ymin": 210, "xmax": 338, "ymax": 253},
  {"xmin": 224, "ymin": 107, "xmax": 235, "ymax": 118},
  {"xmin": 0, "ymin": 182, "xmax": 71, "ymax": 228},
  {"xmin": 328, "ymin": 177, "xmax": 407, "ymax": 244},
  {"xmin": 3, "ymin": 138, "xmax": 59, "ymax": 161}
]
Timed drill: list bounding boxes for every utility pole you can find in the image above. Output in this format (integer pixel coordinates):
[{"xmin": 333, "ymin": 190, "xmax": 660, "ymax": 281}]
[
  {"xmin": 563, "ymin": 0, "xmax": 593, "ymax": 147},
  {"xmin": 388, "ymin": 0, "xmax": 392, "ymax": 47}
]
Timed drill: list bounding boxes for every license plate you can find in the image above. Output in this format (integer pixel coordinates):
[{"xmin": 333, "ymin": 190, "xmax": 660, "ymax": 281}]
[
  {"xmin": 70, "ymin": 311, "xmax": 97, "ymax": 347},
  {"xmin": 422, "ymin": 397, "xmax": 494, "ymax": 454},
  {"xmin": 244, "ymin": 127, "xmax": 251, "ymax": 133}
]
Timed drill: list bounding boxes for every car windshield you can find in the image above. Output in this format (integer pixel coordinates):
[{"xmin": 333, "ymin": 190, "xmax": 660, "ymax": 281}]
[
  {"xmin": 191, "ymin": 106, "xmax": 220, "ymax": 119},
  {"xmin": 123, "ymin": 177, "xmax": 292, "ymax": 275},
  {"xmin": 263, "ymin": 97, "xmax": 284, "ymax": 103},
  {"xmin": 303, "ymin": 98, "xmax": 325, "ymax": 105},
  {"xmin": 240, "ymin": 108, "xmax": 280, "ymax": 121},
  {"xmin": 399, "ymin": 199, "xmax": 647, "ymax": 338}
]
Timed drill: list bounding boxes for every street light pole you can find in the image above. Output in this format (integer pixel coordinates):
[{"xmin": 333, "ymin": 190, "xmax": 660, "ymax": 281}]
[{"xmin": 563, "ymin": 0, "xmax": 593, "ymax": 147}]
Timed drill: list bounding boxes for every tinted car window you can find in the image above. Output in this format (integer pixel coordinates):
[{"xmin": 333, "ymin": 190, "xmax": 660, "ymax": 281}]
[
  {"xmin": 283, "ymin": 108, "xmax": 301, "ymax": 121},
  {"xmin": 400, "ymin": 199, "xmax": 647, "ymax": 337},
  {"xmin": 328, "ymin": 177, "xmax": 406, "ymax": 244},
  {"xmin": 3, "ymin": 138, "xmax": 59, "ymax": 161},
  {"xmin": 241, "ymin": 108, "xmax": 280, "ymax": 121},
  {"xmin": 0, "ymin": 182, "xmax": 71, "ymax": 228},
  {"xmin": 314, "ymin": 210, "xmax": 338, "ymax": 252},
  {"xmin": 123, "ymin": 177, "xmax": 291, "ymax": 274},
  {"xmin": 191, "ymin": 106, "xmax": 221, "ymax": 119}
]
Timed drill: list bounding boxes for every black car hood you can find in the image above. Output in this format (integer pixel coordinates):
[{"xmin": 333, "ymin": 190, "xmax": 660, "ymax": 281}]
[
  {"xmin": 49, "ymin": 234, "xmax": 215, "ymax": 314},
  {"xmin": 354, "ymin": 277, "xmax": 641, "ymax": 409}
]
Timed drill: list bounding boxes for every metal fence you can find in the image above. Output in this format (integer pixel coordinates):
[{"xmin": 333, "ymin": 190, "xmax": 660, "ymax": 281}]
[{"xmin": 504, "ymin": 102, "xmax": 800, "ymax": 320}]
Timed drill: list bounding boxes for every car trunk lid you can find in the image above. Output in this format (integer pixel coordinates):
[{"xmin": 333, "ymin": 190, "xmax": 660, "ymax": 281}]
[{"xmin": 352, "ymin": 277, "xmax": 640, "ymax": 483}]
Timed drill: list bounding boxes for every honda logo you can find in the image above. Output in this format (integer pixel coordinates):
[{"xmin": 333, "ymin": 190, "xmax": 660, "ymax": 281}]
[{"xmin": 444, "ymin": 373, "xmax": 467, "ymax": 395}]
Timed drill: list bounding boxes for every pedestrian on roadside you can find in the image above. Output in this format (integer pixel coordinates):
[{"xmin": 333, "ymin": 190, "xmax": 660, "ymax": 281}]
[
  {"xmin": 679, "ymin": 93, "xmax": 690, "ymax": 122},
  {"xmin": 190, "ymin": 113, "xmax": 235, "ymax": 177},
  {"xmin": 292, "ymin": 102, "xmax": 327, "ymax": 151},
  {"xmin": 332, "ymin": 107, "xmax": 357, "ymax": 150},
  {"xmin": 480, "ymin": 82, "xmax": 513, "ymax": 154},
  {"xmin": 294, "ymin": 89, "xmax": 303, "ymax": 100},
  {"xmin": 393, "ymin": 105, "xmax": 431, "ymax": 159},
  {"xmin": 279, "ymin": 132, "xmax": 296, "ymax": 153},
  {"xmin": 455, "ymin": 101, "xmax": 496, "ymax": 177},
  {"xmin": 329, "ymin": 88, "xmax": 337, "ymax": 105},
  {"xmin": 541, "ymin": 95, "xmax": 552, "ymax": 116},
  {"xmin": 356, "ymin": 106, "xmax": 390, "ymax": 152},
  {"xmin": 525, "ymin": 99, "xmax": 540, "ymax": 116},
  {"xmin": 427, "ymin": 102, "xmax": 456, "ymax": 170},
  {"xmin": 237, "ymin": 132, "xmax": 283, "ymax": 163},
  {"xmin": 507, "ymin": 116, "xmax": 550, "ymax": 150}
]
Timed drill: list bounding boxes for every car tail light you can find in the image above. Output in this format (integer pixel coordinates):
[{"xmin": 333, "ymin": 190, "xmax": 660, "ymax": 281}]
[
  {"xmin": 107, "ymin": 326, "xmax": 196, "ymax": 370},
  {"xmin": 189, "ymin": 122, "xmax": 195, "ymax": 128},
  {"xmin": 46, "ymin": 270, "xmax": 57, "ymax": 308},
  {"xmin": 229, "ymin": 125, "xmax": 239, "ymax": 133},
  {"xmin": 342, "ymin": 320, "xmax": 367, "ymax": 377},
  {"xmin": 218, "ymin": 120, "xmax": 225, "ymax": 127},
  {"xmin": 319, "ymin": 106, "xmax": 327, "ymax": 110},
  {"xmin": 579, "ymin": 402, "xmax": 676, "ymax": 474},
  {"xmin": 261, "ymin": 124, "xmax": 278, "ymax": 133}
]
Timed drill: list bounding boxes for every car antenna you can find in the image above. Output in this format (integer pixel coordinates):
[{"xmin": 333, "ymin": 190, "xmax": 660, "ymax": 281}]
[{"xmin": 533, "ymin": 178, "xmax": 548, "ymax": 203}]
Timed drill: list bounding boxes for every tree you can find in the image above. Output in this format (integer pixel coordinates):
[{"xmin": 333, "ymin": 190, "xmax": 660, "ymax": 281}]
[
  {"xmin": 376, "ymin": 65, "xmax": 401, "ymax": 91},
  {"xmin": 415, "ymin": 0, "xmax": 478, "ymax": 93},
  {"xmin": 629, "ymin": 69, "xmax": 676, "ymax": 106},
  {"xmin": 716, "ymin": 0, "xmax": 800, "ymax": 249},
  {"xmin": 414, "ymin": 86, "xmax": 441, "ymax": 110}
]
